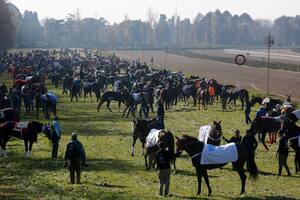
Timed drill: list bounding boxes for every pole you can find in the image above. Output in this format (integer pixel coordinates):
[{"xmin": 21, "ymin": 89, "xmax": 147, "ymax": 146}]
[
  {"xmin": 164, "ymin": 45, "xmax": 167, "ymax": 69},
  {"xmin": 267, "ymin": 32, "xmax": 270, "ymax": 95}
]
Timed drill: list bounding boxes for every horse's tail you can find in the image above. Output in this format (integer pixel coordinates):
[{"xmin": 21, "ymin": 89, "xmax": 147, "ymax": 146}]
[{"xmin": 246, "ymin": 151, "xmax": 258, "ymax": 180}]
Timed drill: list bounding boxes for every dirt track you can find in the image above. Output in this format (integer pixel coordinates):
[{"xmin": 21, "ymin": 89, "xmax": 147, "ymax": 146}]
[{"xmin": 115, "ymin": 50, "xmax": 300, "ymax": 101}]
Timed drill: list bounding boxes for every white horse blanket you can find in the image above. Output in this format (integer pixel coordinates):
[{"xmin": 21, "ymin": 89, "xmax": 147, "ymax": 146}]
[
  {"xmin": 198, "ymin": 125, "xmax": 211, "ymax": 144},
  {"xmin": 145, "ymin": 129, "xmax": 161, "ymax": 148},
  {"xmin": 200, "ymin": 143, "xmax": 238, "ymax": 165}
]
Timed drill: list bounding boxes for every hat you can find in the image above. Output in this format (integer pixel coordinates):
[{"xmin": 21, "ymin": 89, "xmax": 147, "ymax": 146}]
[
  {"xmin": 71, "ymin": 132, "xmax": 78, "ymax": 139},
  {"xmin": 235, "ymin": 129, "xmax": 240, "ymax": 134},
  {"xmin": 54, "ymin": 116, "xmax": 59, "ymax": 120}
]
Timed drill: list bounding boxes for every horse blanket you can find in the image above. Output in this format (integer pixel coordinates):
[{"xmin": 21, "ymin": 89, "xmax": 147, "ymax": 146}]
[
  {"xmin": 145, "ymin": 129, "xmax": 161, "ymax": 148},
  {"xmin": 198, "ymin": 125, "xmax": 211, "ymax": 144},
  {"xmin": 293, "ymin": 109, "xmax": 300, "ymax": 120},
  {"xmin": 132, "ymin": 93, "xmax": 141, "ymax": 102},
  {"xmin": 14, "ymin": 121, "xmax": 29, "ymax": 132},
  {"xmin": 200, "ymin": 143, "xmax": 238, "ymax": 165}
]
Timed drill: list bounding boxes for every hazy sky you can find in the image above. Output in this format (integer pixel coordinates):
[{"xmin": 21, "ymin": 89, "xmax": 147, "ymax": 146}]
[{"xmin": 9, "ymin": 0, "xmax": 300, "ymax": 23}]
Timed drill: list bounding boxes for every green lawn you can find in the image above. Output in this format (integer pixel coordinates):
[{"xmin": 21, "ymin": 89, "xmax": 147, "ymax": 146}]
[{"xmin": 0, "ymin": 73, "xmax": 299, "ymax": 200}]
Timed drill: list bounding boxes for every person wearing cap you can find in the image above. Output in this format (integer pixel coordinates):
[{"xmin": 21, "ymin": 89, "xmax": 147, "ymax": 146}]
[
  {"xmin": 223, "ymin": 130, "xmax": 242, "ymax": 144},
  {"xmin": 155, "ymin": 141, "xmax": 173, "ymax": 197},
  {"xmin": 64, "ymin": 132, "xmax": 87, "ymax": 184},
  {"xmin": 51, "ymin": 116, "xmax": 61, "ymax": 159}
]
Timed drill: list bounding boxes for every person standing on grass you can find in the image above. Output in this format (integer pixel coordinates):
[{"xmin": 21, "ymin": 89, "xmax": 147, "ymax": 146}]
[
  {"xmin": 223, "ymin": 129, "xmax": 242, "ymax": 144},
  {"xmin": 155, "ymin": 141, "xmax": 172, "ymax": 197},
  {"xmin": 245, "ymin": 99, "xmax": 252, "ymax": 124},
  {"xmin": 64, "ymin": 132, "xmax": 87, "ymax": 184},
  {"xmin": 51, "ymin": 116, "xmax": 61, "ymax": 159},
  {"xmin": 156, "ymin": 97, "xmax": 165, "ymax": 129},
  {"xmin": 277, "ymin": 132, "xmax": 291, "ymax": 176},
  {"xmin": 208, "ymin": 85, "xmax": 215, "ymax": 105}
]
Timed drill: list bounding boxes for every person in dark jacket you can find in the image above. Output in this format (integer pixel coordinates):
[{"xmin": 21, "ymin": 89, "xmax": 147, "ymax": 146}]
[
  {"xmin": 277, "ymin": 133, "xmax": 291, "ymax": 176},
  {"xmin": 51, "ymin": 116, "xmax": 61, "ymax": 159},
  {"xmin": 64, "ymin": 132, "xmax": 87, "ymax": 184},
  {"xmin": 156, "ymin": 98, "xmax": 165, "ymax": 129},
  {"xmin": 224, "ymin": 130, "xmax": 242, "ymax": 144},
  {"xmin": 245, "ymin": 99, "xmax": 252, "ymax": 124},
  {"xmin": 155, "ymin": 141, "xmax": 172, "ymax": 197}
]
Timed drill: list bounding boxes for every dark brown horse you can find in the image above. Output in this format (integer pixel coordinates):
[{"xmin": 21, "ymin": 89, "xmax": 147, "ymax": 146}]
[
  {"xmin": 175, "ymin": 135, "xmax": 258, "ymax": 196},
  {"xmin": 250, "ymin": 116, "xmax": 281, "ymax": 150},
  {"xmin": 198, "ymin": 121, "xmax": 222, "ymax": 146},
  {"xmin": 0, "ymin": 121, "xmax": 51, "ymax": 158},
  {"xmin": 197, "ymin": 88, "xmax": 209, "ymax": 110}
]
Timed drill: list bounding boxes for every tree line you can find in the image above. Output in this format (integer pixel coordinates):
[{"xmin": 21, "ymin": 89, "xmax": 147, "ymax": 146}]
[{"xmin": 4, "ymin": 2, "xmax": 300, "ymax": 49}]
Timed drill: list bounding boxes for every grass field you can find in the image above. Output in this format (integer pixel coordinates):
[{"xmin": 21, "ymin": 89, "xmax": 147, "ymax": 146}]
[{"xmin": 0, "ymin": 73, "xmax": 299, "ymax": 200}]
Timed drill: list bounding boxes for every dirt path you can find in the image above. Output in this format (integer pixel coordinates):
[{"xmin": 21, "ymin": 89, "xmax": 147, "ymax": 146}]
[{"xmin": 115, "ymin": 50, "xmax": 300, "ymax": 101}]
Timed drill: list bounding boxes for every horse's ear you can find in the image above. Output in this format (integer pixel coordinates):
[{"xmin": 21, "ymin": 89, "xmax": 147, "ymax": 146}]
[
  {"xmin": 175, "ymin": 136, "xmax": 180, "ymax": 140},
  {"xmin": 213, "ymin": 120, "xmax": 217, "ymax": 125},
  {"xmin": 218, "ymin": 120, "xmax": 222, "ymax": 124}
]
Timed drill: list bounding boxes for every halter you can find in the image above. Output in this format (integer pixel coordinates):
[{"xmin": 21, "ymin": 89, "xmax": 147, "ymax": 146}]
[{"xmin": 208, "ymin": 134, "xmax": 222, "ymax": 141}]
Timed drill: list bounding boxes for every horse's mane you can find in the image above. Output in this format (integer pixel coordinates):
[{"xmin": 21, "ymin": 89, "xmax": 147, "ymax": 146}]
[{"xmin": 180, "ymin": 135, "xmax": 198, "ymax": 142}]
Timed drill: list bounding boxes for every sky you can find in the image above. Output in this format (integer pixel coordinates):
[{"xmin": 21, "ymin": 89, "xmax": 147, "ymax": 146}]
[{"xmin": 9, "ymin": 0, "xmax": 300, "ymax": 23}]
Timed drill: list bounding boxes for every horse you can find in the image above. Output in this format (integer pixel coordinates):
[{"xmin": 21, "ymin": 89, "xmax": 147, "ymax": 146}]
[
  {"xmin": 97, "ymin": 89, "xmax": 128, "ymax": 112},
  {"xmin": 227, "ymin": 89, "xmax": 249, "ymax": 110},
  {"xmin": 279, "ymin": 115, "xmax": 300, "ymax": 173},
  {"xmin": 175, "ymin": 135, "xmax": 258, "ymax": 196},
  {"xmin": 0, "ymin": 121, "xmax": 51, "ymax": 158},
  {"xmin": 196, "ymin": 88, "xmax": 209, "ymax": 110},
  {"xmin": 0, "ymin": 108, "xmax": 19, "ymax": 124},
  {"xmin": 70, "ymin": 78, "xmax": 82, "ymax": 102},
  {"xmin": 250, "ymin": 116, "xmax": 281, "ymax": 150},
  {"xmin": 83, "ymin": 81, "xmax": 101, "ymax": 102},
  {"xmin": 131, "ymin": 118, "xmax": 164, "ymax": 157},
  {"xmin": 198, "ymin": 121, "xmax": 222, "ymax": 146},
  {"xmin": 123, "ymin": 92, "xmax": 153, "ymax": 118},
  {"xmin": 181, "ymin": 84, "xmax": 197, "ymax": 107}
]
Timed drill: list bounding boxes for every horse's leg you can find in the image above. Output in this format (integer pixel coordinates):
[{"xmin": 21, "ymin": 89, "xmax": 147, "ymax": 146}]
[
  {"xmin": 144, "ymin": 152, "xmax": 149, "ymax": 171},
  {"xmin": 295, "ymin": 150, "xmax": 300, "ymax": 173},
  {"xmin": 196, "ymin": 167, "xmax": 202, "ymax": 195},
  {"xmin": 261, "ymin": 132, "xmax": 269, "ymax": 150},
  {"xmin": 107, "ymin": 100, "xmax": 112, "ymax": 112},
  {"xmin": 83, "ymin": 92, "xmax": 86, "ymax": 102},
  {"xmin": 89, "ymin": 91, "xmax": 93, "ymax": 103},
  {"xmin": 2, "ymin": 140, "xmax": 8, "ymax": 158},
  {"xmin": 241, "ymin": 98, "xmax": 244, "ymax": 110},
  {"xmin": 29, "ymin": 141, "xmax": 33, "ymax": 157},
  {"xmin": 202, "ymin": 169, "xmax": 212, "ymax": 196},
  {"xmin": 173, "ymin": 158, "xmax": 177, "ymax": 174},
  {"xmin": 236, "ymin": 165, "xmax": 247, "ymax": 194},
  {"xmin": 97, "ymin": 100, "xmax": 104, "ymax": 112},
  {"xmin": 24, "ymin": 140, "xmax": 29, "ymax": 158},
  {"xmin": 123, "ymin": 106, "xmax": 129, "ymax": 117},
  {"xmin": 131, "ymin": 136, "xmax": 137, "ymax": 157}
]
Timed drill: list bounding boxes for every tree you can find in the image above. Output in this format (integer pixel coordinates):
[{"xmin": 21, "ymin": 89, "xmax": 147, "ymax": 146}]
[{"xmin": 0, "ymin": 0, "xmax": 16, "ymax": 50}]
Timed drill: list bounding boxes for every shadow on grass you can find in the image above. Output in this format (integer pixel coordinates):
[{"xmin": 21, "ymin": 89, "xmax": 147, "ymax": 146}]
[{"xmin": 176, "ymin": 169, "xmax": 219, "ymax": 178}]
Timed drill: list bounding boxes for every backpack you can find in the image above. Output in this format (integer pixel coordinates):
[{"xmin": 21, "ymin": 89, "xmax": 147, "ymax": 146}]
[{"xmin": 69, "ymin": 142, "xmax": 81, "ymax": 160}]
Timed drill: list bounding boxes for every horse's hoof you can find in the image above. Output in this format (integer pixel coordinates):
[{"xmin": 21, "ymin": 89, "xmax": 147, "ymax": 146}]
[{"xmin": 131, "ymin": 153, "xmax": 134, "ymax": 157}]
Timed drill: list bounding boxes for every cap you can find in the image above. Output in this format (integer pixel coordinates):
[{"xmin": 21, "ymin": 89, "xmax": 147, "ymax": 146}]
[
  {"xmin": 71, "ymin": 132, "xmax": 78, "ymax": 139},
  {"xmin": 54, "ymin": 116, "xmax": 59, "ymax": 120},
  {"xmin": 235, "ymin": 129, "xmax": 240, "ymax": 134}
]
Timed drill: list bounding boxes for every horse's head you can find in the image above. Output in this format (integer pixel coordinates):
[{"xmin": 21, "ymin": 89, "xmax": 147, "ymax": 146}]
[
  {"xmin": 175, "ymin": 135, "xmax": 198, "ymax": 156},
  {"xmin": 211, "ymin": 120, "xmax": 222, "ymax": 137},
  {"xmin": 42, "ymin": 123, "xmax": 52, "ymax": 141}
]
